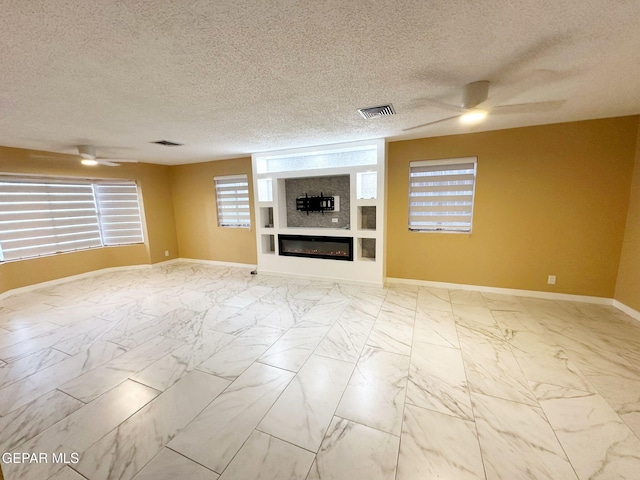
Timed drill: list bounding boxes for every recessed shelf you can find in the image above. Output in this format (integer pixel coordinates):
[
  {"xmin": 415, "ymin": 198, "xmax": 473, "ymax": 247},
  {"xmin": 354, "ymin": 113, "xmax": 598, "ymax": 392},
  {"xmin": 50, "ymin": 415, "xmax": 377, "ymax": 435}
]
[
  {"xmin": 257, "ymin": 178, "xmax": 273, "ymax": 202},
  {"xmin": 260, "ymin": 207, "xmax": 274, "ymax": 228},
  {"xmin": 261, "ymin": 234, "xmax": 275, "ymax": 254},
  {"xmin": 357, "ymin": 171, "xmax": 377, "ymax": 200},
  {"xmin": 358, "ymin": 237, "xmax": 376, "ymax": 261},
  {"xmin": 358, "ymin": 206, "xmax": 376, "ymax": 231}
]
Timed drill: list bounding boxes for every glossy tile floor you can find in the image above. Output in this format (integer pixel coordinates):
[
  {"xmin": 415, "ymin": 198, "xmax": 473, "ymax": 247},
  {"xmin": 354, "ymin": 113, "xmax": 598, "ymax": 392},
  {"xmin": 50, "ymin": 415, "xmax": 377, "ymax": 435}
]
[{"xmin": 0, "ymin": 262, "xmax": 640, "ymax": 480}]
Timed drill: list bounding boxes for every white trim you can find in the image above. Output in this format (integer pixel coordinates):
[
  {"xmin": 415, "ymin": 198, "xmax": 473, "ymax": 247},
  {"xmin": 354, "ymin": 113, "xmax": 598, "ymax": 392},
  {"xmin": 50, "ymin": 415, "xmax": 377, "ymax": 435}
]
[
  {"xmin": 410, "ymin": 157, "xmax": 477, "ymax": 168},
  {"xmin": 213, "ymin": 174, "xmax": 248, "ymax": 181},
  {"xmin": 385, "ymin": 277, "xmax": 613, "ymax": 305},
  {"xmin": 0, "ymin": 258, "xmax": 252, "ymax": 300},
  {"xmin": 4, "ymin": 258, "xmax": 636, "ymax": 324},
  {"xmin": 612, "ymin": 300, "xmax": 640, "ymax": 322},
  {"xmin": 178, "ymin": 258, "xmax": 256, "ymax": 269},
  {"xmin": 0, "ymin": 262, "xmax": 153, "ymax": 300},
  {"xmin": 258, "ymin": 269, "xmax": 383, "ymax": 288}
]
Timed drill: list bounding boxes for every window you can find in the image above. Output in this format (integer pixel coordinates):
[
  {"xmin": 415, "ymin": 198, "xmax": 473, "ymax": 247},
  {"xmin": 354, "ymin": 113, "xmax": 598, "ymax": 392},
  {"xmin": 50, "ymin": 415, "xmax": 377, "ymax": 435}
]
[
  {"xmin": 94, "ymin": 183, "xmax": 144, "ymax": 245},
  {"xmin": 255, "ymin": 144, "xmax": 377, "ymax": 174},
  {"xmin": 0, "ymin": 177, "xmax": 144, "ymax": 262},
  {"xmin": 408, "ymin": 158, "xmax": 477, "ymax": 233},
  {"xmin": 214, "ymin": 174, "xmax": 251, "ymax": 228}
]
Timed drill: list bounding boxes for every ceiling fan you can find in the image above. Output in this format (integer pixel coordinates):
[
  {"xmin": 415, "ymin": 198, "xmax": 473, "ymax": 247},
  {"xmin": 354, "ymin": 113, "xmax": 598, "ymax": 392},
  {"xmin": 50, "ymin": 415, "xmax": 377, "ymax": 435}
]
[
  {"xmin": 77, "ymin": 145, "xmax": 126, "ymax": 166},
  {"xmin": 403, "ymin": 78, "xmax": 565, "ymax": 132},
  {"xmin": 31, "ymin": 145, "xmax": 135, "ymax": 166}
]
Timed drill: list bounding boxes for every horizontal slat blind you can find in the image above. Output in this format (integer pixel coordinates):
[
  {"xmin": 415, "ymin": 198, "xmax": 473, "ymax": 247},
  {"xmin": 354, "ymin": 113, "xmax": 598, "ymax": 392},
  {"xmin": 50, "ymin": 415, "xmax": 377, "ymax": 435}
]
[
  {"xmin": 408, "ymin": 158, "xmax": 477, "ymax": 232},
  {"xmin": 0, "ymin": 179, "xmax": 102, "ymax": 261},
  {"xmin": 215, "ymin": 175, "xmax": 251, "ymax": 228},
  {"xmin": 94, "ymin": 182, "xmax": 144, "ymax": 245},
  {"xmin": 0, "ymin": 177, "xmax": 145, "ymax": 262}
]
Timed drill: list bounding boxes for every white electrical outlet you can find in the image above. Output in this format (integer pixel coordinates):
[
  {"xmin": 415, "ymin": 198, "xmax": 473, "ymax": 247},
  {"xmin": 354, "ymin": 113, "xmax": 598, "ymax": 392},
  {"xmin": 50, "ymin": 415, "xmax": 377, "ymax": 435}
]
[
  {"xmin": 164, "ymin": 250, "xmax": 169, "ymax": 257},
  {"xmin": 547, "ymin": 275, "xmax": 556, "ymax": 285},
  {"xmin": 332, "ymin": 218, "xmax": 338, "ymax": 223}
]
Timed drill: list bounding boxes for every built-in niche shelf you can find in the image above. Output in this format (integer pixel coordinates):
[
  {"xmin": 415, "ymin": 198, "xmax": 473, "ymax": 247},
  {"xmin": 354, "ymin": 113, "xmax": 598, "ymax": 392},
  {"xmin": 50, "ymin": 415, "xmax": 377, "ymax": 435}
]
[
  {"xmin": 357, "ymin": 237, "xmax": 376, "ymax": 261},
  {"xmin": 261, "ymin": 234, "xmax": 275, "ymax": 254},
  {"xmin": 358, "ymin": 205, "xmax": 376, "ymax": 231},
  {"xmin": 252, "ymin": 139, "xmax": 384, "ymax": 286},
  {"xmin": 260, "ymin": 206, "xmax": 274, "ymax": 228}
]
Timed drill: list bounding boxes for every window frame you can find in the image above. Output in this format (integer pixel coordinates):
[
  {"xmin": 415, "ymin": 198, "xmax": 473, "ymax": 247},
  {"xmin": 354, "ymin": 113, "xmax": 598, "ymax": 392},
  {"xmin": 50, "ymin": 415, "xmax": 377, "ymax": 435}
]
[
  {"xmin": 407, "ymin": 157, "xmax": 478, "ymax": 234},
  {"xmin": 0, "ymin": 175, "xmax": 145, "ymax": 262},
  {"xmin": 214, "ymin": 174, "xmax": 252, "ymax": 229}
]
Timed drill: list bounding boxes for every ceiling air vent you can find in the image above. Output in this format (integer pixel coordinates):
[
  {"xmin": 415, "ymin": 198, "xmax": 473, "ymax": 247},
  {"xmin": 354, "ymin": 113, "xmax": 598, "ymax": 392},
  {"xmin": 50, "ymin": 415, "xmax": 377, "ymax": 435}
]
[
  {"xmin": 151, "ymin": 140, "xmax": 184, "ymax": 146},
  {"xmin": 357, "ymin": 104, "xmax": 395, "ymax": 119}
]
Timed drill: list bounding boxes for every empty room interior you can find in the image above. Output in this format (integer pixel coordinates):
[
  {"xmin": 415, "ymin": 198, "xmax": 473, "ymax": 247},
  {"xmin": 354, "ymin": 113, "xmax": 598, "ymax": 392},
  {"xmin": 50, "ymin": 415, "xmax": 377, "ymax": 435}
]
[{"xmin": 1, "ymin": 1, "xmax": 640, "ymax": 479}]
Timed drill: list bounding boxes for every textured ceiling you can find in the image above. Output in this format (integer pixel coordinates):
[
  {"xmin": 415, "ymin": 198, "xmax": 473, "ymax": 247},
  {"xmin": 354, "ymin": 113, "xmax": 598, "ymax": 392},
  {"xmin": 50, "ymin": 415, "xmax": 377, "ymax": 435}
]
[{"xmin": 1, "ymin": 0, "xmax": 639, "ymax": 165}]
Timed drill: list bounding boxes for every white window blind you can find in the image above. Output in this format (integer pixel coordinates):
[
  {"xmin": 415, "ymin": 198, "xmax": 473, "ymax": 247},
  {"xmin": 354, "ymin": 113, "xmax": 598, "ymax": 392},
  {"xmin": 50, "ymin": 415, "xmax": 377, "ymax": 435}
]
[
  {"xmin": 94, "ymin": 183, "xmax": 144, "ymax": 245},
  {"xmin": 408, "ymin": 158, "xmax": 477, "ymax": 232},
  {"xmin": 0, "ymin": 177, "xmax": 144, "ymax": 262},
  {"xmin": 215, "ymin": 174, "xmax": 251, "ymax": 228}
]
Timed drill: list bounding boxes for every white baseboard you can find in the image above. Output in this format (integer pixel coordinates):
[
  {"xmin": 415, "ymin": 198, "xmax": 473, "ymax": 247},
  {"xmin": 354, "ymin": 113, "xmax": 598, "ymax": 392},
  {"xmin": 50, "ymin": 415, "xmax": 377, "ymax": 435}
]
[
  {"xmin": 0, "ymin": 258, "xmax": 256, "ymax": 300},
  {"xmin": 385, "ymin": 277, "xmax": 613, "ymax": 305},
  {"xmin": 3, "ymin": 259, "xmax": 637, "ymax": 324},
  {"xmin": 0, "ymin": 263, "xmax": 153, "ymax": 300},
  {"xmin": 258, "ymin": 269, "xmax": 384, "ymax": 288},
  {"xmin": 178, "ymin": 258, "xmax": 256, "ymax": 269},
  {"xmin": 612, "ymin": 300, "xmax": 640, "ymax": 322}
]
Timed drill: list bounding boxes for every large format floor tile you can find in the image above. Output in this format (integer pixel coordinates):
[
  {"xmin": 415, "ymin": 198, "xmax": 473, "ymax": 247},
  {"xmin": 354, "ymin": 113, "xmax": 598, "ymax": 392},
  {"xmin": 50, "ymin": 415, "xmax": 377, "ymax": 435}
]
[
  {"xmin": 307, "ymin": 417, "xmax": 400, "ymax": 480},
  {"xmin": 168, "ymin": 362, "xmax": 294, "ymax": 473},
  {"xmin": 219, "ymin": 430, "xmax": 314, "ymax": 480},
  {"xmin": 258, "ymin": 354, "xmax": 354, "ymax": 451},
  {"xmin": 1, "ymin": 262, "xmax": 640, "ymax": 480},
  {"xmin": 472, "ymin": 392, "xmax": 578, "ymax": 479},
  {"xmin": 397, "ymin": 404, "xmax": 484, "ymax": 480},
  {"xmin": 336, "ymin": 346, "xmax": 409, "ymax": 435}
]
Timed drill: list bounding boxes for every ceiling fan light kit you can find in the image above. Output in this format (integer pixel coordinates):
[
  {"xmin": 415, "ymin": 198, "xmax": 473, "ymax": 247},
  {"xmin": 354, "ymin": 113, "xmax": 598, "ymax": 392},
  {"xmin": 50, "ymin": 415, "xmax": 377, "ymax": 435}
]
[
  {"xmin": 81, "ymin": 158, "xmax": 98, "ymax": 166},
  {"xmin": 404, "ymin": 76, "xmax": 564, "ymax": 132},
  {"xmin": 460, "ymin": 109, "xmax": 488, "ymax": 124}
]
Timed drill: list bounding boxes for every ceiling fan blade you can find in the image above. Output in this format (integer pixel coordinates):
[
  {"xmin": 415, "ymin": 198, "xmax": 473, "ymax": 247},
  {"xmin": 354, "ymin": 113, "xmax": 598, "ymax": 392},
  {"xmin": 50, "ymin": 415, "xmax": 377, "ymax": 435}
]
[
  {"xmin": 423, "ymin": 99, "xmax": 465, "ymax": 113},
  {"xmin": 403, "ymin": 115, "xmax": 461, "ymax": 132},
  {"xmin": 96, "ymin": 159, "xmax": 120, "ymax": 167},
  {"xmin": 491, "ymin": 100, "xmax": 565, "ymax": 114},
  {"xmin": 482, "ymin": 69, "xmax": 560, "ymax": 108}
]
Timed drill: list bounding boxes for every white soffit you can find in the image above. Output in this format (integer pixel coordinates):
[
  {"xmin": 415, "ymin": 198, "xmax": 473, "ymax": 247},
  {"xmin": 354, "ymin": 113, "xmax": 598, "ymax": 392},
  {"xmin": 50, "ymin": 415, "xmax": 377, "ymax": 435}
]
[{"xmin": 0, "ymin": 0, "xmax": 639, "ymax": 165}]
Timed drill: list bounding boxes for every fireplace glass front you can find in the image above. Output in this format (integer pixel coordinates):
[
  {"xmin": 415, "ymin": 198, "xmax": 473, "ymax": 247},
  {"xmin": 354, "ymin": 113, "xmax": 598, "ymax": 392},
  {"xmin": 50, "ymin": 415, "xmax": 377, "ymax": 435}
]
[{"xmin": 278, "ymin": 234, "xmax": 353, "ymax": 261}]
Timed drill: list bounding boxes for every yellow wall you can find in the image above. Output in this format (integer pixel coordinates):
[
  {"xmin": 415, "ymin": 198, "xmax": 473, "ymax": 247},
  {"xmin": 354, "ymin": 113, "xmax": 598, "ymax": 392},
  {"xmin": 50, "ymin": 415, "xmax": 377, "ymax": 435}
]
[
  {"xmin": 0, "ymin": 146, "xmax": 178, "ymax": 294},
  {"xmin": 2, "ymin": 116, "xmax": 639, "ymax": 299},
  {"xmin": 170, "ymin": 158, "xmax": 257, "ymax": 265},
  {"xmin": 615, "ymin": 121, "xmax": 640, "ymax": 310},
  {"xmin": 387, "ymin": 116, "xmax": 639, "ymax": 297}
]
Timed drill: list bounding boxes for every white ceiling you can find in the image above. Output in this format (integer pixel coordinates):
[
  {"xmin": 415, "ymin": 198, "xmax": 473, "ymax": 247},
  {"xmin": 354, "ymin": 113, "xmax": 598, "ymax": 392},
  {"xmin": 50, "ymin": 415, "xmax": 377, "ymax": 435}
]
[{"xmin": 1, "ymin": 0, "xmax": 639, "ymax": 165}]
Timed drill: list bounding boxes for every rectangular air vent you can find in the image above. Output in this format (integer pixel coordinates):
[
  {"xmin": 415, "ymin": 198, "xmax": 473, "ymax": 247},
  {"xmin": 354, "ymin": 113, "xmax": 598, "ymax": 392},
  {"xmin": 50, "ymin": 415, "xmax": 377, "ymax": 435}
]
[
  {"xmin": 151, "ymin": 140, "xmax": 184, "ymax": 146},
  {"xmin": 357, "ymin": 104, "xmax": 395, "ymax": 119}
]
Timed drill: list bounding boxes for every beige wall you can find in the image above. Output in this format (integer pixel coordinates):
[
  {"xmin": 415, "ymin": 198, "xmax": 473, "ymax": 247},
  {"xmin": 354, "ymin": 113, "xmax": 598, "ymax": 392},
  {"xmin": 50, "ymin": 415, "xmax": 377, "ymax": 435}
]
[
  {"xmin": 170, "ymin": 158, "xmax": 257, "ymax": 265},
  {"xmin": 0, "ymin": 146, "xmax": 178, "ymax": 294},
  {"xmin": 615, "ymin": 121, "xmax": 640, "ymax": 310},
  {"xmin": 387, "ymin": 116, "xmax": 639, "ymax": 297},
  {"xmin": 2, "ymin": 116, "xmax": 639, "ymax": 299}
]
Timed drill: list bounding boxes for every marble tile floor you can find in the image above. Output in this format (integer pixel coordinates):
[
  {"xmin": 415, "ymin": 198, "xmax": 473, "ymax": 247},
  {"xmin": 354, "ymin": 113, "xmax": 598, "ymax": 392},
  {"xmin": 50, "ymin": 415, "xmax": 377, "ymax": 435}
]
[{"xmin": 0, "ymin": 262, "xmax": 639, "ymax": 479}]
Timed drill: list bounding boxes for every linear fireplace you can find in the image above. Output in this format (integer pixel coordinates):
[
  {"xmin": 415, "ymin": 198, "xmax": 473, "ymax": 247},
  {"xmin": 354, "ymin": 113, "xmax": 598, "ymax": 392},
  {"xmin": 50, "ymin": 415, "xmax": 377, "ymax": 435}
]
[{"xmin": 278, "ymin": 234, "xmax": 353, "ymax": 261}]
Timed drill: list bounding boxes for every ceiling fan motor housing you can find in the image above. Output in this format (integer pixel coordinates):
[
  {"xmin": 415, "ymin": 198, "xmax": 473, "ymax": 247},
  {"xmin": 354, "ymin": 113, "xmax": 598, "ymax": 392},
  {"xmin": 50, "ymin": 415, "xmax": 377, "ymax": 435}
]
[
  {"xmin": 78, "ymin": 145, "xmax": 96, "ymax": 160},
  {"xmin": 462, "ymin": 80, "xmax": 490, "ymax": 109}
]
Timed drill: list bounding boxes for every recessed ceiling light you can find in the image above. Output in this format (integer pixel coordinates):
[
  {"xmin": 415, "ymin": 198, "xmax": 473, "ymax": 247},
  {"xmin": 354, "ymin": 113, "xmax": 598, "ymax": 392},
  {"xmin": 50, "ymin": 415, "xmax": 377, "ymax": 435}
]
[
  {"xmin": 460, "ymin": 110, "xmax": 488, "ymax": 124},
  {"xmin": 81, "ymin": 159, "xmax": 98, "ymax": 166}
]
